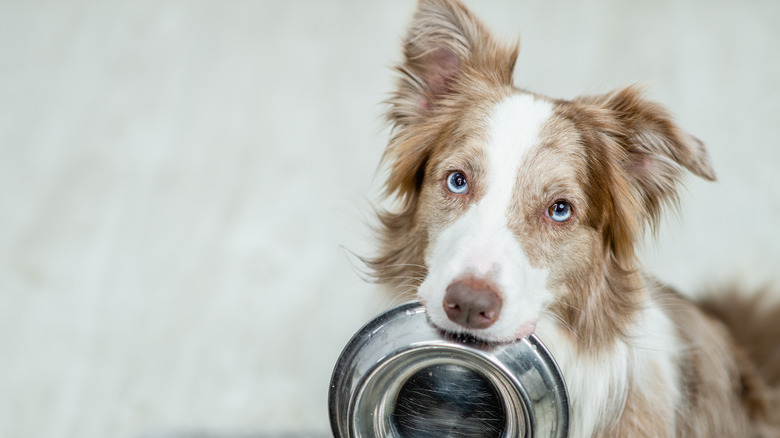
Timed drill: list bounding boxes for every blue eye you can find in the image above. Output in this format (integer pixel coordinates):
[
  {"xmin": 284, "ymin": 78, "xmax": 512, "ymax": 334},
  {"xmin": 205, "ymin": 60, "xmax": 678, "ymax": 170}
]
[
  {"xmin": 548, "ymin": 200, "xmax": 572, "ymax": 222},
  {"xmin": 445, "ymin": 171, "xmax": 469, "ymax": 194}
]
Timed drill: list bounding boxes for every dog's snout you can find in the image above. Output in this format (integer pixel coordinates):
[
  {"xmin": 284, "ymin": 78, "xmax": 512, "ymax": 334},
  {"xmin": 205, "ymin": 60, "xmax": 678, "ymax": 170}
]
[{"xmin": 443, "ymin": 278, "xmax": 503, "ymax": 330}]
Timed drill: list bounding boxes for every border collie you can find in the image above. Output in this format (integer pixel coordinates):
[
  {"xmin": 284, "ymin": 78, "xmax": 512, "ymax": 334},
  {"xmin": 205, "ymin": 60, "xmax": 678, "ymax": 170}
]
[{"xmin": 369, "ymin": 0, "xmax": 780, "ymax": 435}]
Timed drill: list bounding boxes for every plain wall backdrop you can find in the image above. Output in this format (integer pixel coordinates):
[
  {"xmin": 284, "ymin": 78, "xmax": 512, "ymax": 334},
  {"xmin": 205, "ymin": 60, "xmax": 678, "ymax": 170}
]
[{"xmin": 1, "ymin": 0, "xmax": 778, "ymax": 437}]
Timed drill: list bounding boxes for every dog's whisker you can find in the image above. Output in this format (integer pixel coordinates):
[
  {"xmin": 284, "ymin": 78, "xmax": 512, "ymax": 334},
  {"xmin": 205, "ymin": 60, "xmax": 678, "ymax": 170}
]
[{"xmin": 541, "ymin": 309, "xmax": 581, "ymax": 341}]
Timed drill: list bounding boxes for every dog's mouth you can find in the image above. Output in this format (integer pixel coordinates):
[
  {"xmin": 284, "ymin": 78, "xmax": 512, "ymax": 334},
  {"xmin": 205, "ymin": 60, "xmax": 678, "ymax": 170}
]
[{"xmin": 421, "ymin": 299, "xmax": 539, "ymax": 344}]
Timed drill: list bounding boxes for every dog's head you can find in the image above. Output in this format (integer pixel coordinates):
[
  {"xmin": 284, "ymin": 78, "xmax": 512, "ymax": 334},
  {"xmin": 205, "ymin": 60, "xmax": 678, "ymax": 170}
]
[{"xmin": 372, "ymin": 0, "xmax": 715, "ymax": 344}]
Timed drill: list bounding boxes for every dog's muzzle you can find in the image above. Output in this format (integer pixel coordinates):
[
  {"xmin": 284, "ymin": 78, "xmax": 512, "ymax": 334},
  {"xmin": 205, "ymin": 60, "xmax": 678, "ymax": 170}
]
[{"xmin": 328, "ymin": 301, "xmax": 569, "ymax": 437}]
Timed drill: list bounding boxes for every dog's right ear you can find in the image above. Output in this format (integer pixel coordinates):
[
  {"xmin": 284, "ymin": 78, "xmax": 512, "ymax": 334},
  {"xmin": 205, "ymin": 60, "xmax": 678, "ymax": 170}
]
[
  {"xmin": 385, "ymin": 0, "xmax": 517, "ymax": 198},
  {"xmin": 390, "ymin": 0, "xmax": 517, "ymax": 124}
]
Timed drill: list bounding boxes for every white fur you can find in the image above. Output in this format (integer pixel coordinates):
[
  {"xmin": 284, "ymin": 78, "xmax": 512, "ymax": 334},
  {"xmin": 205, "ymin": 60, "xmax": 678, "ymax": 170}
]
[
  {"xmin": 536, "ymin": 285, "xmax": 682, "ymax": 436},
  {"xmin": 418, "ymin": 94, "xmax": 556, "ymax": 342}
]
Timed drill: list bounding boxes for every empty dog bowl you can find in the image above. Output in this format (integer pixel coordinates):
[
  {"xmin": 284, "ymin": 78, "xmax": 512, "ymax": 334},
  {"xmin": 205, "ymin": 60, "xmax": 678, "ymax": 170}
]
[{"xmin": 328, "ymin": 301, "xmax": 569, "ymax": 437}]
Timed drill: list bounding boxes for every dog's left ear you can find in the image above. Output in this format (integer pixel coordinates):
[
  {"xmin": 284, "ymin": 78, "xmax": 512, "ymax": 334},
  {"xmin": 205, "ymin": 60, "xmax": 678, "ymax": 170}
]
[
  {"xmin": 602, "ymin": 86, "xmax": 715, "ymax": 180},
  {"xmin": 577, "ymin": 86, "xmax": 716, "ymax": 261},
  {"xmin": 582, "ymin": 86, "xmax": 716, "ymax": 229}
]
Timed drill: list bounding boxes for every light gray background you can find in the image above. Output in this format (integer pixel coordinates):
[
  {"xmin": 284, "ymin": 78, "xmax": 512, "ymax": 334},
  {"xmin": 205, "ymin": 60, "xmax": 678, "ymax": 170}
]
[{"xmin": 1, "ymin": 0, "xmax": 778, "ymax": 437}]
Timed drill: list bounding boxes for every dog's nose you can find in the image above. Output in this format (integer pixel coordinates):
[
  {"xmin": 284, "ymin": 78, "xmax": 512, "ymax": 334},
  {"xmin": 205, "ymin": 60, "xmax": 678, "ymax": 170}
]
[{"xmin": 443, "ymin": 278, "xmax": 502, "ymax": 330}]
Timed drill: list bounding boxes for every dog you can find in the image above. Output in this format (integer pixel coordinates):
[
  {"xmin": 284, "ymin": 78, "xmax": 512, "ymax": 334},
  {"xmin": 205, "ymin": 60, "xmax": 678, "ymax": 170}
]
[{"xmin": 368, "ymin": 0, "xmax": 780, "ymax": 436}]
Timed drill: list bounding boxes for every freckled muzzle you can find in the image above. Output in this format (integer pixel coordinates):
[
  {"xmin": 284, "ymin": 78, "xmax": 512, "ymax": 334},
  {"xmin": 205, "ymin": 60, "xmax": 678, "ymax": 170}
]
[{"xmin": 328, "ymin": 302, "xmax": 569, "ymax": 437}]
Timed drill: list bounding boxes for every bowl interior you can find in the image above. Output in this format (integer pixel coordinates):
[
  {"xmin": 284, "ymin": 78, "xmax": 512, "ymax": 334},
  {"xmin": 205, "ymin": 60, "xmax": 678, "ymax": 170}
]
[{"xmin": 351, "ymin": 345, "xmax": 528, "ymax": 437}]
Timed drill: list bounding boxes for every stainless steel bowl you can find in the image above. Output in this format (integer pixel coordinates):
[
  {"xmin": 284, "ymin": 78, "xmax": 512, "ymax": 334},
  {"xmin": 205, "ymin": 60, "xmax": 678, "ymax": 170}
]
[{"xmin": 328, "ymin": 301, "xmax": 569, "ymax": 437}]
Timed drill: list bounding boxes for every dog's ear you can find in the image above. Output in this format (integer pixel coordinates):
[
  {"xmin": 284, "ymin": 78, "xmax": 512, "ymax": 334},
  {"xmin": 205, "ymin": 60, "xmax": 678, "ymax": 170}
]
[
  {"xmin": 385, "ymin": 0, "xmax": 518, "ymax": 199},
  {"xmin": 581, "ymin": 86, "xmax": 716, "ymax": 244},
  {"xmin": 600, "ymin": 86, "xmax": 715, "ymax": 181},
  {"xmin": 390, "ymin": 0, "xmax": 517, "ymax": 124}
]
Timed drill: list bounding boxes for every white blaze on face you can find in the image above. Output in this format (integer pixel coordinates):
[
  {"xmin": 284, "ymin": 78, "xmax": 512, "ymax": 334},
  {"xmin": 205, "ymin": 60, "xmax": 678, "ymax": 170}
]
[{"xmin": 418, "ymin": 93, "xmax": 556, "ymax": 342}]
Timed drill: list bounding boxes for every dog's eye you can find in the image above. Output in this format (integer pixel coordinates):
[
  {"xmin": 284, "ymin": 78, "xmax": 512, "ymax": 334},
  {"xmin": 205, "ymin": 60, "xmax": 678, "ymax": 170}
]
[
  {"xmin": 445, "ymin": 171, "xmax": 469, "ymax": 194},
  {"xmin": 548, "ymin": 200, "xmax": 572, "ymax": 222}
]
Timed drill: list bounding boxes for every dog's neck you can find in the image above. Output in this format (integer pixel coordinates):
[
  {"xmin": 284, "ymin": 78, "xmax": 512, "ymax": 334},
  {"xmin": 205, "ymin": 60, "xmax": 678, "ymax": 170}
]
[{"xmin": 538, "ymin": 272, "xmax": 681, "ymax": 436}]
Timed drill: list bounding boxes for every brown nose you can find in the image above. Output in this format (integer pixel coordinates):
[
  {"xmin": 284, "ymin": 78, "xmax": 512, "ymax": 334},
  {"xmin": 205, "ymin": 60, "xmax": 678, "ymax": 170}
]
[{"xmin": 443, "ymin": 278, "xmax": 503, "ymax": 330}]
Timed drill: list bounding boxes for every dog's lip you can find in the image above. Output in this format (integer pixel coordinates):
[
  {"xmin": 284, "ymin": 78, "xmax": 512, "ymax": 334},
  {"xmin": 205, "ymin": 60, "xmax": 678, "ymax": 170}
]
[
  {"xmin": 423, "ymin": 307, "xmax": 538, "ymax": 343},
  {"xmin": 514, "ymin": 321, "xmax": 537, "ymax": 340}
]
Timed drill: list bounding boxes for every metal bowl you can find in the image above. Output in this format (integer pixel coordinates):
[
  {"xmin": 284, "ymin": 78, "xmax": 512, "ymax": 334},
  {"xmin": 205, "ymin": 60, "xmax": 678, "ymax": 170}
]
[{"xmin": 328, "ymin": 301, "xmax": 569, "ymax": 437}]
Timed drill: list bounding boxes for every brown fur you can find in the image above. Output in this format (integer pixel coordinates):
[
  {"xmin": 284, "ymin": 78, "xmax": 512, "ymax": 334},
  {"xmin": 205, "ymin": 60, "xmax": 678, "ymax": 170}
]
[
  {"xmin": 699, "ymin": 287, "xmax": 780, "ymax": 388},
  {"xmin": 369, "ymin": 0, "xmax": 780, "ymax": 435},
  {"xmin": 660, "ymin": 285, "xmax": 780, "ymax": 436}
]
